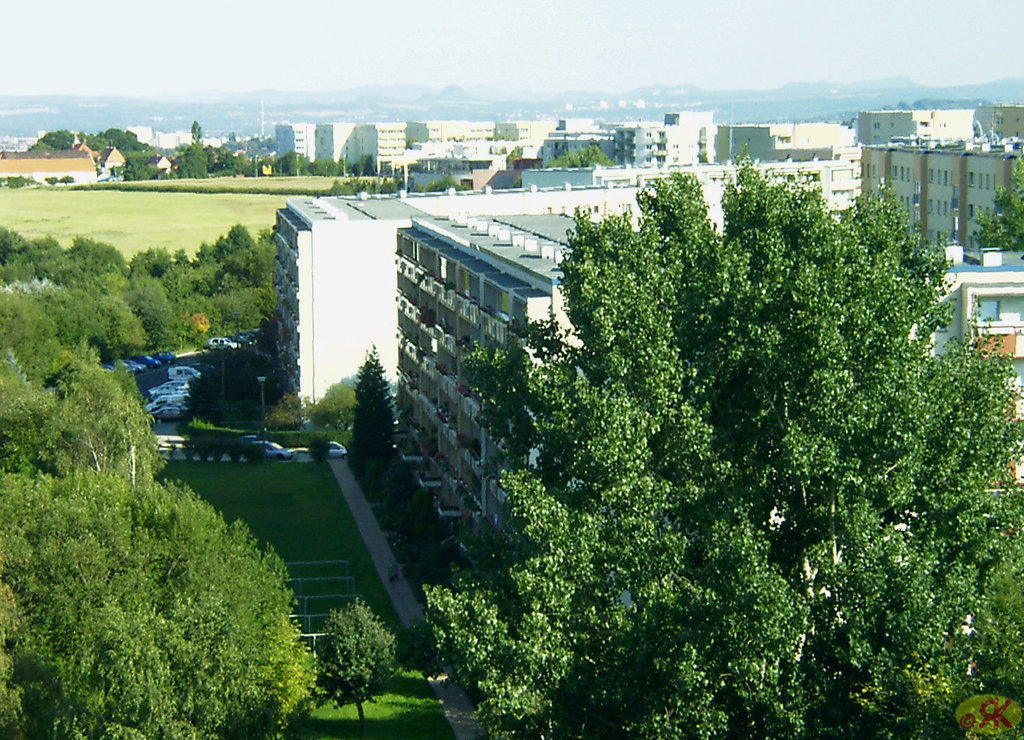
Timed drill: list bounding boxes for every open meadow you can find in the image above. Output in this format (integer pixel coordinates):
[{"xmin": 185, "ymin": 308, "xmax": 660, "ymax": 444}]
[
  {"xmin": 0, "ymin": 187, "xmax": 285, "ymax": 257},
  {"xmin": 159, "ymin": 461, "xmax": 454, "ymax": 740}
]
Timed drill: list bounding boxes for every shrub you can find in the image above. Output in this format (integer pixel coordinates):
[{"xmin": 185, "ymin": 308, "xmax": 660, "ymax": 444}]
[{"xmin": 307, "ymin": 436, "xmax": 331, "ymax": 462}]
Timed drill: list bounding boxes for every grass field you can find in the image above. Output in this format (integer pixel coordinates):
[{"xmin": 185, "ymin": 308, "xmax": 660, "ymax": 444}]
[
  {"xmin": 0, "ymin": 188, "xmax": 284, "ymax": 256},
  {"xmin": 159, "ymin": 461, "xmax": 454, "ymax": 740}
]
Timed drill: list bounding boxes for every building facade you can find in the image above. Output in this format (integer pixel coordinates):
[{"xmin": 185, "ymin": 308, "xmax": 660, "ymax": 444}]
[
  {"xmin": 395, "ymin": 213, "xmax": 573, "ymax": 527},
  {"xmin": 614, "ymin": 112, "xmax": 716, "ymax": 168},
  {"xmin": 860, "ymin": 143, "xmax": 1021, "ymax": 247},
  {"xmin": 0, "ymin": 150, "xmax": 97, "ymax": 184},
  {"xmin": 273, "ymin": 187, "xmax": 640, "ymax": 402},
  {"xmin": 522, "ymin": 157, "xmax": 861, "ymax": 216},
  {"xmin": 715, "ymin": 122, "xmax": 854, "ymax": 162},
  {"xmin": 856, "ymin": 109, "xmax": 976, "ymax": 145},
  {"xmin": 976, "ymin": 105, "xmax": 1024, "ymax": 140},
  {"xmin": 314, "ymin": 123, "xmax": 356, "ymax": 162},
  {"xmin": 275, "ymin": 123, "xmax": 317, "ymax": 161}
]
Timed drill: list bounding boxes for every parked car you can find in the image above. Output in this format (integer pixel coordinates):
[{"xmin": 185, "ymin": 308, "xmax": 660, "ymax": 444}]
[
  {"xmin": 147, "ymin": 380, "xmax": 191, "ymax": 398},
  {"xmin": 118, "ymin": 359, "xmax": 146, "ymax": 374},
  {"xmin": 168, "ymin": 365, "xmax": 201, "ymax": 380},
  {"xmin": 151, "ymin": 404, "xmax": 188, "ymax": 421},
  {"xmin": 207, "ymin": 336, "xmax": 240, "ymax": 350},
  {"xmin": 129, "ymin": 354, "xmax": 162, "ymax": 369},
  {"xmin": 327, "ymin": 441, "xmax": 348, "ymax": 459},
  {"xmin": 153, "ymin": 351, "xmax": 177, "ymax": 364},
  {"xmin": 259, "ymin": 441, "xmax": 294, "ymax": 460},
  {"xmin": 146, "ymin": 394, "xmax": 188, "ymax": 413}
]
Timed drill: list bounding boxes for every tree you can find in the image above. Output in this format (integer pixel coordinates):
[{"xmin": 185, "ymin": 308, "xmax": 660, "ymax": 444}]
[
  {"xmin": 177, "ymin": 142, "xmax": 209, "ymax": 179},
  {"xmin": 977, "ymin": 159, "xmax": 1024, "ymax": 250},
  {"xmin": 0, "ymin": 567, "xmax": 20, "ymax": 737},
  {"xmin": 0, "ymin": 471, "xmax": 314, "ymax": 738},
  {"xmin": 29, "ymin": 130, "xmax": 74, "ymax": 151},
  {"xmin": 546, "ymin": 144, "xmax": 615, "ymax": 168},
  {"xmin": 427, "ymin": 170, "xmax": 1024, "ymax": 738},
  {"xmin": 191, "ymin": 120, "xmax": 203, "ymax": 145},
  {"xmin": 349, "ymin": 347, "xmax": 395, "ymax": 478},
  {"xmin": 307, "ymin": 381, "xmax": 357, "ymax": 430},
  {"xmin": 0, "ymin": 352, "xmax": 314, "ymax": 737},
  {"xmin": 317, "ymin": 600, "xmax": 395, "ymax": 731}
]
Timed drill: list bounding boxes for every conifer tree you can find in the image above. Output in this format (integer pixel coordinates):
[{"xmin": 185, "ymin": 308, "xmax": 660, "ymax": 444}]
[{"xmin": 349, "ymin": 346, "xmax": 395, "ymax": 477}]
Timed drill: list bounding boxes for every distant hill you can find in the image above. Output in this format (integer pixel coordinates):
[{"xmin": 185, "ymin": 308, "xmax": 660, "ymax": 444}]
[{"xmin": 3, "ymin": 78, "xmax": 1024, "ymax": 139}]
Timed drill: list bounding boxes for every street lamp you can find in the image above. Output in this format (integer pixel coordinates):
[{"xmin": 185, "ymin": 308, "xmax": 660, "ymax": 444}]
[{"xmin": 257, "ymin": 376, "xmax": 267, "ymax": 441}]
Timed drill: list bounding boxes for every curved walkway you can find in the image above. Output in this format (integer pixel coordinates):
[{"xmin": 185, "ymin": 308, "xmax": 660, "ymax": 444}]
[{"xmin": 328, "ymin": 460, "xmax": 483, "ymax": 740}]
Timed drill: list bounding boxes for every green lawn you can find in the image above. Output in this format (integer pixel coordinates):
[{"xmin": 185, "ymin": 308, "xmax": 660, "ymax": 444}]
[
  {"xmin": 0, "ymin": 188, "xmax": 284, "ymax": 257},
  {"xmin": 159, "ymin": 460, "xmax": 454, "ymax": 740}
]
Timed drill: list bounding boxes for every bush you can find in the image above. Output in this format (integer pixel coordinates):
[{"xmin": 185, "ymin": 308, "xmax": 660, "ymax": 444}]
[{"xmin": 308, "ymin": 437, "xmax": 331, "ymax": 462}]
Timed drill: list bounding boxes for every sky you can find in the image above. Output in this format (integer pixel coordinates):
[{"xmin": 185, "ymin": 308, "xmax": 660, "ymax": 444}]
[{"xmin": 2, "ymin": 0, "xmax": 1022, "ymax": 98}]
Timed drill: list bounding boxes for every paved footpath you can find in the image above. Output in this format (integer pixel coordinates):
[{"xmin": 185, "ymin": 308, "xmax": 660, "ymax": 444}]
[{"xmin": 328, "ymin": 460, "xmax": 483, "ymax": 740}]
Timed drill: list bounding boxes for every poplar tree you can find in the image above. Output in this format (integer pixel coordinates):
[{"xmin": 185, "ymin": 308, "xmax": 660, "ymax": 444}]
[{"xmin": 427, "ymin": 170, "xmax": 1024, "ymax": 738}]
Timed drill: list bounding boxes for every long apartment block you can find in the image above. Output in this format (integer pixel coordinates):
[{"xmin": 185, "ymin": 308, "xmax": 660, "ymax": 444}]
[
  {"xmin": 861, "ymin": 143, "xmax": 1022, "ymax": 247},
  {"xmin": 395, "ymin": 213, "xmax": 573, "ymax": 528}
]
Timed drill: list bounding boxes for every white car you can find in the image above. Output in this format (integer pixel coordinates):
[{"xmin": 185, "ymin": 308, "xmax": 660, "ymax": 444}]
[
  {"xmin": 207, "ymin": 336, "xmax": 240, "ymax": 350},
  {"xmin": 260, "ymin": 441, "xmax": 294, "ymax": 460},
  {"xmin": 327, "ymin": 441, "xmax": 348, "ymax": 459},
  {"xmin": 147, "ymin": 380, "xmax": 191, "ymax": 398},
  {"xmin": 146, "ymin": 394, "xmax": 188, "ymax": 413}
]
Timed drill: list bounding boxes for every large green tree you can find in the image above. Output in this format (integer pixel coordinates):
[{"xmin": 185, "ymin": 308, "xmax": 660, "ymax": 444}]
[
  {"xmin": 0, "ymin": 351, "xmax": 314, "ymax": 737},
  {"xmin": 427, "ymin": 170, "xmax": 1024, "ymax": 738},
  {"xmin": 316, "ymin": 600, "xmax": 396, "ymax": 731}
]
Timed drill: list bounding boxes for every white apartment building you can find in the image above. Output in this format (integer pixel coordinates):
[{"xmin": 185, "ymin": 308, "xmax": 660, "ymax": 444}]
[
  {"xmin": 314, "ymin": 123, "xmax": 356, "ymax": 162},
  {"xmin": 860, "ymin": 142, "xmax": 1021, "ymax": 247},
  {"xmin": 539, "ymin": 119, "xmax": 617, "ymax": 164},
  {"xmin": 275, "ymin": 123, "xmax": 317, "ymax": 161},
  {"xmin": 273, "ymin": 186, "xmax": 640, "ymax": 402},
  {"xmin": 614, "ymin": 112, "xmax": 717, "ymax": 168},
  {"xmin": 407, "ymin": 121, "xmax": 496, "ymax": 143},
  {"xmin": 350, "ymin": 122, "xmax": 407, "ymax": 172},
  {"xmin": 523, "ymin": 157, "xmax": 861, "ymax": 216},
  {"xmin": 857, "ymin": 109, "xmax": 976, "ymax": 145},
  {"xmin": 493, "ymin": 120, "xmax": 559, "ymax": 145}
]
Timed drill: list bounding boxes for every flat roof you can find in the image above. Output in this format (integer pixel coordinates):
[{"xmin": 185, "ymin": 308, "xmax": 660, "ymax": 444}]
[
  {"xmin": 284, "ymin": 196, "xmax": 425, "ymax": 224},
  {"xmin": 404, "ymin": 214, "xmax": 575, "ymax": 289}
]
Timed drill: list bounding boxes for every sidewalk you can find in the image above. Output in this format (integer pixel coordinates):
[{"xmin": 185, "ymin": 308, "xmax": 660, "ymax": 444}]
[{"xmin": 328, "ymin": 459, "xmax": 483, "ymax": 740}]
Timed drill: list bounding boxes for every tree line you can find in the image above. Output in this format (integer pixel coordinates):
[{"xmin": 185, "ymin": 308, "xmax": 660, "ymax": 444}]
[{"xmin": 0, "ymin": 224, "xmax": 275, "ymax": 381}]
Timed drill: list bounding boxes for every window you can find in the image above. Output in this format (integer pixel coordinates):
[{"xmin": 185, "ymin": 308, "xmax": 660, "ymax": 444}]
[
  {"xmin": 929, "ymin": 168, "xmax": 934, "ymax": 183},
  {"xmin": 928, "ymin": 199, "xmax": 934, "ymax": 214},
  {"xmin": 978, "ymin": 298, "xmax": 1000, "ymax": 322},
  {"xmin": 969, "ymin": 172, "xmax": 975, "ymax": 187},
  {"xmin": 969, "ymin": 204, "xmax": 975, "ymax": 218},
  {"xmin": 944, "ymin": 170, "xmax": 949, "ymax": 185}
]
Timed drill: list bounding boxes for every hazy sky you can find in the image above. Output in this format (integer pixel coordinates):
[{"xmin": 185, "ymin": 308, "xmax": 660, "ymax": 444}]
[{"xmin": 3, "ymin": 0, "xmax": 1021, "ymax": 97}]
